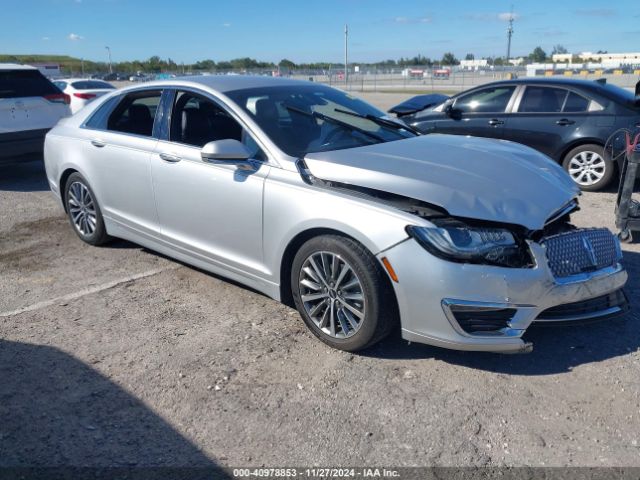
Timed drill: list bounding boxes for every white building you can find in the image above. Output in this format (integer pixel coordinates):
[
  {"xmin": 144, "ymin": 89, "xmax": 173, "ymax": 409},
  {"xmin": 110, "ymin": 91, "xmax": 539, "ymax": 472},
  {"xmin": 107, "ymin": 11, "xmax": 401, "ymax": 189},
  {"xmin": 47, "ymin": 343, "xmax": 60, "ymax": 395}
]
[
  {"xmin": 552, "ymin": 52, "xmax": 640, "ymax": 67},
  {"xmin": 460, "ymin": 59, "xmax": 488, "ymax": 70}
]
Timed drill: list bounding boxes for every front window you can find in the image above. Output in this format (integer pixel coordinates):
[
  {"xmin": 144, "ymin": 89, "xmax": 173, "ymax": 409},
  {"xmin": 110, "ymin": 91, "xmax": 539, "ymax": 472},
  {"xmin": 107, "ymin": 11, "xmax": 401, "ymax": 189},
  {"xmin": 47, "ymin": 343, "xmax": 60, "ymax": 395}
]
[
  {"xmin": 169, "ymin": 90, "xmax": 266, "ymax": 160},
  {"xmin": 453, "ymin": 86, "xmax": 515, "ymax": 114},
  {"xmin": 226, "ymin": 85, "xmax": 416, "ymax": 157}
]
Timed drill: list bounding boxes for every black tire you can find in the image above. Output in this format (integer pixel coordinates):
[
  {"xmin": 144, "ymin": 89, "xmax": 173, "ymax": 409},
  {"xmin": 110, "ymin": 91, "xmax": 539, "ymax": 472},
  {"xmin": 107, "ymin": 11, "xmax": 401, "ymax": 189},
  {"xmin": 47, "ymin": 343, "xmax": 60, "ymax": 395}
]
[
  {"xmin": 562, "ymin": 144, "xmax": 614, "ymax": 192},
  {"xmin": 291, "ymin": 235, "xmax": 397, "ymax": 351},
  {"xmin": 64, "ymin": 172, "xmax": 110, "ymax": 246}
]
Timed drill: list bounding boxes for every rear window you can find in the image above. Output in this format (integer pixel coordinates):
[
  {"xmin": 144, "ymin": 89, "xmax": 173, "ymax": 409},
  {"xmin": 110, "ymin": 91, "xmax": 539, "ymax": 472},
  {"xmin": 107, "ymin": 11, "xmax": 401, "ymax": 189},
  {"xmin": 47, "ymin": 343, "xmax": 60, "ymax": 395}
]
[
  {"xmin": 0, "ymin": 69, "xmax": 60, "ymax": 99},
  {"xmin": 563, "ymin": 92, "xmax": 590, "ymax": 112},
  {"xmin": 71, "ymin": 80, "xmax": 115, "ymax": 90},
  {"xmin": 519, "ymin": 87, "xmax": 567, "ymax": 113}
]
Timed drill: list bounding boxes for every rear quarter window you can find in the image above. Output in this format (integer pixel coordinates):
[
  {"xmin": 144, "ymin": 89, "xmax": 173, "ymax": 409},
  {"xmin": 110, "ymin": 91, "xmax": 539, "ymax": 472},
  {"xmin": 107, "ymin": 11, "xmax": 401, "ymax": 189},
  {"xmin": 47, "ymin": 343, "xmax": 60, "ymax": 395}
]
[{"xmin": 0, "ymin": 70, "xmax": 60, "ymax": 98}]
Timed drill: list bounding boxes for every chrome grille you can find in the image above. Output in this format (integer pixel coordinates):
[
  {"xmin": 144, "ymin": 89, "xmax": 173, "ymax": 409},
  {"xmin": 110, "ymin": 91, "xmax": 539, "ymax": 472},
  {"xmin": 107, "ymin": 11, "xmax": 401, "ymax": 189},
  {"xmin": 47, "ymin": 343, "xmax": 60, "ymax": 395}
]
[{"xmin": 541, "ymin": 228, "xmax": 621, "ymax": 278}]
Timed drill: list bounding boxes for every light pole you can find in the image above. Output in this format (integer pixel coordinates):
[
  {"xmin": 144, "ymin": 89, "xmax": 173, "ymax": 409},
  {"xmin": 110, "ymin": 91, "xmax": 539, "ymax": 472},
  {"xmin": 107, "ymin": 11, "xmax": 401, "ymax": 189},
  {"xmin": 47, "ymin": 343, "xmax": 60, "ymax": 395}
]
[
  {"xmin": 344, "ymin": 24, "xmax": 348, "ymax": 89},
  {"xmin": 506, "ymin": 7, "xmax": 514, "ymax": 67},
  {"xmin": 105, "ymin": 46, "xmax": 113, "ymax": 74}
]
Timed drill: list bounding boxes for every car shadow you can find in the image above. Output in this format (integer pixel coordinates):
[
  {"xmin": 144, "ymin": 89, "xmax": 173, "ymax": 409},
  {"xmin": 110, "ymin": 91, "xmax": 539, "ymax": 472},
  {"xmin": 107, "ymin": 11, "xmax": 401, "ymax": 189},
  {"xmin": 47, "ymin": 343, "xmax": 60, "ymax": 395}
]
[
  {"xmin": 0, "ymin": 159, "xmax": 51, "ymax": 193},
  {"xmin": 0, "ymin": 339, "xmax": 230, "ymax": 478},
  {"xmin": 363, "ymin": 250, "xmax": 640, "ymax": 376}
]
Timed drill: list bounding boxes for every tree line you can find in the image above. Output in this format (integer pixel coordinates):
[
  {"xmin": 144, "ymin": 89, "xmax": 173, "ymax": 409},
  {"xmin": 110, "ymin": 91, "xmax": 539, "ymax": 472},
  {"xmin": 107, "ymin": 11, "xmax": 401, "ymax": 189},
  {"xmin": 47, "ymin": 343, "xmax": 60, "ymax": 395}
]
[{"xmin": 1, "ymin": 46, "xmax": 588, "ymax": 75}]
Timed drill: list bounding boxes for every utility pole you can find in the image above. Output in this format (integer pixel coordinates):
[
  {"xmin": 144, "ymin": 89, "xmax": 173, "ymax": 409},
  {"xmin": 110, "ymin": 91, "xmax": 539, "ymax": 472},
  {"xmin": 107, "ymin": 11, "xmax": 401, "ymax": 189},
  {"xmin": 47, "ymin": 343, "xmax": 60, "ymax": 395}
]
[
  {"xmin": 105, "ymin": 46, "xmax": 113, "ymax": 74},
  {"xmin": 81, "ymin": 58, "xmax": 84, "ymax": 76},
  {"xmin": 344, "ymin": 24, "xmax": 348, "ymax": 89},
  {"xmin": 506, "ymin": 6, "xmax": 514, "ymax": 66}
]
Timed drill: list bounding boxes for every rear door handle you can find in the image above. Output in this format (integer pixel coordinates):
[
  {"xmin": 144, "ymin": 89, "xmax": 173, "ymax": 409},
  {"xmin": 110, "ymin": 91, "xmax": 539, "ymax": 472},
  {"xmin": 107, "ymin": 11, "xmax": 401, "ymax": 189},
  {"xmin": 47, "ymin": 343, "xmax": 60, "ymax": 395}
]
[
  {"xmin": 90, "ymin": 139, "xmax": 106, "ymax": 148},
  {"xmin": 556, "ymin": 119, "xmax": 575, "ymax": 126},
  {"xmin": 488, "ymin": 119, "xmax": 504, "ymax": 126},
  {"xmin": 159, "ymin": 152, "xmax": 182, "ymax": 163}
]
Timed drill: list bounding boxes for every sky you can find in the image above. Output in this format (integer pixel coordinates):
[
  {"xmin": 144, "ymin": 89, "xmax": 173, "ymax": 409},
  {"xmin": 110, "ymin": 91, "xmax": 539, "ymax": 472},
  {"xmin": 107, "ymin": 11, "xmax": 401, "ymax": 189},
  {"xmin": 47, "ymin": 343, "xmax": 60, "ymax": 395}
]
[{"xmin": 2, "ymin": 0, "xmax": 639, "ymax": 64}]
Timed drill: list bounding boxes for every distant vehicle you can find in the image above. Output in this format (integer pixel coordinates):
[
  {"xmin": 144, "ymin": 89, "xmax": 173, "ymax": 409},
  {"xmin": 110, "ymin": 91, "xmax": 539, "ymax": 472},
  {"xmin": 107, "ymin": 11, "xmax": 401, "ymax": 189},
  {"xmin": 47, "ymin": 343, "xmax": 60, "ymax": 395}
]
[
  {"xmin": 100, "ymin": 72, "xmax": 126, "ymax": 82},
  {"xmin": 432, "ymin": 69, "xmax": 450, "ymax": 79},
  {"xmin": 53, "ymin": 79, "xmax": 116, "ymax": 114},
  {"xmin": 129, "ymin": 73, "xmax": 149, "ymax": 82},
  {"xmin": 392, "ymin": 77, "xmax": 640, "ymax": 191},
  {"xmin": 0, "ymin": 63, "xmax": 70, "ymax": 163},
  {"xmin": 44, "ymin": 76, "xmax": 628, "ymax": 354}
]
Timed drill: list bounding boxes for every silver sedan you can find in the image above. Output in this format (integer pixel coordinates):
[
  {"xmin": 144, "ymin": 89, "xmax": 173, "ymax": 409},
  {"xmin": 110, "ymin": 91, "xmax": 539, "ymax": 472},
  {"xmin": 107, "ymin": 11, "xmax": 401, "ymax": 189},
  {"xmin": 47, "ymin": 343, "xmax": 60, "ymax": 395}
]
[{"xmin": 43, "ymin": 76, "xmax": 629, "ymax": 353}]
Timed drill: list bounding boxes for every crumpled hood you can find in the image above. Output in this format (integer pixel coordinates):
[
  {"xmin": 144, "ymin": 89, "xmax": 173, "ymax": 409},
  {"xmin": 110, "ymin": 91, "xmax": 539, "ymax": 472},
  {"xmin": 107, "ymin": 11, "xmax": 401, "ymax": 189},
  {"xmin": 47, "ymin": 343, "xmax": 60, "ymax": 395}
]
[{"xmin": 304, "ymin": 134, "xmax": 579, "ymax": 231}]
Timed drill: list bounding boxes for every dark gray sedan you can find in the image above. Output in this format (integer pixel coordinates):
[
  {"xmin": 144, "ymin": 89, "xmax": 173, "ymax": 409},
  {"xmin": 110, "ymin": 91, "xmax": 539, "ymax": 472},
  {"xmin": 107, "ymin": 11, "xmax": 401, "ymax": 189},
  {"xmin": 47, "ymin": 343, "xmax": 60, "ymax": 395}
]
[{"xmin": 392, "ymin": 78, "xmax": 640, "ymax": 191}]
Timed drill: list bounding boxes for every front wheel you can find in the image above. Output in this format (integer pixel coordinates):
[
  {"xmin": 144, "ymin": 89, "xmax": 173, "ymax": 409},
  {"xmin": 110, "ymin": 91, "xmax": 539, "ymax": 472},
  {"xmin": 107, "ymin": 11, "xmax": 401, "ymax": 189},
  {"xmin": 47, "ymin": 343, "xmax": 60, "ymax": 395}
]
[
  {"xmin": 291, "ymin": 235, "xmax": 397, "ymax": 351},
  {"xmin": 562, "ymin": 144, "xmax": 614, "ymax": 192}
]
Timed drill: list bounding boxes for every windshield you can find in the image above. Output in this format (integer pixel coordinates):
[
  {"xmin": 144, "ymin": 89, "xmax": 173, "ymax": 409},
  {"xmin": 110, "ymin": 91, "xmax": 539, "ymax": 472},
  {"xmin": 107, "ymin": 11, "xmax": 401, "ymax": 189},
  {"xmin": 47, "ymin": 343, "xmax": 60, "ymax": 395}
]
[{"xmin": 226, "ymin": 85, "xmax": 416, "ymax": 157}]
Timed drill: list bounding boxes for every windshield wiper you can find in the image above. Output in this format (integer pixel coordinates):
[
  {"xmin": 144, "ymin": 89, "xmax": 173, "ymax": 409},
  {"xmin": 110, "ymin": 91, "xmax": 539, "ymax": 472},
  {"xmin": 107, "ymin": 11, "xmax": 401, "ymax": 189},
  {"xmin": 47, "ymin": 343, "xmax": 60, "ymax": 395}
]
[
  {"xmin": 334, "ymin": 108, "xmax": 420, "ymax": 135},
  {"xmin": 284, "ymin": 105, "xmax": 385, "ymax": 142}
]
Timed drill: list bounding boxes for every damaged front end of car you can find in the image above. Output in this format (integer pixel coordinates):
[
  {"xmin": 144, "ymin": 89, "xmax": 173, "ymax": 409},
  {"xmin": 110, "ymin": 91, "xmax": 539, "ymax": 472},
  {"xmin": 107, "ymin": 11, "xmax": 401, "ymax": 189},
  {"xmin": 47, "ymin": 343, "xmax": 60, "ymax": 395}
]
[{"xmin": 297, "ymin": 156, "xmax": 629, "ymax": 353}]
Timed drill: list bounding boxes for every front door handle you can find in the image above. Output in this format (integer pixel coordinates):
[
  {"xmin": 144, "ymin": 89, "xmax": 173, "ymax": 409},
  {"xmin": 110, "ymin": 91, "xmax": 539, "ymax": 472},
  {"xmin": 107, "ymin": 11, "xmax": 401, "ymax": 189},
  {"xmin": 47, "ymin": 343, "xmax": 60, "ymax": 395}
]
[
  {"xmin": 90, "ymin": 139, "xmax": 106, "ymax": 148},
  {"xmin": 159, "ymin": 152, "xmax": 182, "ymax": 163},
  {"xmin": 556, "ymin": 119, "xmax": 576, "ymax": 126},
  {"xmin": 488, "ymin": 119, "xmax": 504, "ymax": 126}
]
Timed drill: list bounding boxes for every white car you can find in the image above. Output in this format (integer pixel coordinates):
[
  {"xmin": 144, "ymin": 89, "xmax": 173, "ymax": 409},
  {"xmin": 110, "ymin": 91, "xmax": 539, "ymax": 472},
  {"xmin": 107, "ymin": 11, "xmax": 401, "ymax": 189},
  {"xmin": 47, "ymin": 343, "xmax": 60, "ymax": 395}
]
[
  {"xmin": 0, "ymin": 63, "xmax": 71, "ymax": 163},
  {"xmin": 53, "ymin": 78, "xmax": 116, "ymax": 114}
]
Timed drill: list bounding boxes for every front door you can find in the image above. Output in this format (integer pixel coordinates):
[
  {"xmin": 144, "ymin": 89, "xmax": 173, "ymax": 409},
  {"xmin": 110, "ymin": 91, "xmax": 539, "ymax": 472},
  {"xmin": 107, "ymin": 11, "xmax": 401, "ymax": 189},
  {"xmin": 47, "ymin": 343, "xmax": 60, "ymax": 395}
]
[
  {"xmin": 151, "ymin": 89, "xmax": 270, "ymax": 277},
  {"xmin": 435, "ymin": 85, "xmax": 517, "ymax": 140}
]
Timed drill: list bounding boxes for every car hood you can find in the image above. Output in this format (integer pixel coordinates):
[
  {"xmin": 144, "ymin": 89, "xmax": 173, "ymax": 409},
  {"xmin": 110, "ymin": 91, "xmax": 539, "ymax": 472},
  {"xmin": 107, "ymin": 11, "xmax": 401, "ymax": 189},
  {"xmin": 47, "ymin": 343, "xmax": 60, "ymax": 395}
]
[{"xmin": 304, "ymin": 134, "xmax": 579, "ymax": 231}]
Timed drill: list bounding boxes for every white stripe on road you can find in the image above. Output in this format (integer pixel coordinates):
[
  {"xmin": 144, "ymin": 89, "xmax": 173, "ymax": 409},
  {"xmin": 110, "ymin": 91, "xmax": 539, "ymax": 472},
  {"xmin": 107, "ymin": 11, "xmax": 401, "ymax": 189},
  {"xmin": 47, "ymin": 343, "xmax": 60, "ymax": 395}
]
[{"xmin": 0, "ymin": 265, "xmax": 180, "ymax": 318}]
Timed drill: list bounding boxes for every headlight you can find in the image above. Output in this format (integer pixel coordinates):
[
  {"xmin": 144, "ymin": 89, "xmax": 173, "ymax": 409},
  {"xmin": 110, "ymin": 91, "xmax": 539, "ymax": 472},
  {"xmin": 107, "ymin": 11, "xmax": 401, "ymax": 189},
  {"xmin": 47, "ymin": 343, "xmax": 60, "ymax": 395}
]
[{"xmin": 407, "ymin": 222, "xmax": 531, "ymax": 267}]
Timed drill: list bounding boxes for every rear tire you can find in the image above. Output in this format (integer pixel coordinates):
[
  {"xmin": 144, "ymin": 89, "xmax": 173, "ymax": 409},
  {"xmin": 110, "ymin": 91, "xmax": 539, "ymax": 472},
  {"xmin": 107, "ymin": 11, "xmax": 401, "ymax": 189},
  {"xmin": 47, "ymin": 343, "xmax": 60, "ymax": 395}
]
[
  {"xmin": 291, "ymin": 235, "xmax": 397, "ymax": 352},
  {"xmin": 64, "ymin": 172, "xmax": 110, "ymax": 246},
  {"xmin": 562, "ymin": 144, "xmax": 613, "ymax": 192}
]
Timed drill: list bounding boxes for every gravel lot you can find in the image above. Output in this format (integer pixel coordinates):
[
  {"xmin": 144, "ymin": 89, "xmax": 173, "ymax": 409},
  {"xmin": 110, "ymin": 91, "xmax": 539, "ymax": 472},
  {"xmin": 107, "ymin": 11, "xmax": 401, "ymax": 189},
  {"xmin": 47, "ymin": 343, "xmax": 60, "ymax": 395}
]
[{"xmin": 1, "ymin": 92, "xmax": 639, "ymax": 471}]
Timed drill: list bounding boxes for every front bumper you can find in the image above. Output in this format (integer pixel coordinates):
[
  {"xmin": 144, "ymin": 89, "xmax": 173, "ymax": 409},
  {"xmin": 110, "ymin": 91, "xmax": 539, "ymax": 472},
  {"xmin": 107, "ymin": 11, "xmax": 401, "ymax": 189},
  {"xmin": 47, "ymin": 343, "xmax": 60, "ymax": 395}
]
[{"xmin": 380, "ymin": 238, "xmax": 629, "ymax": 353}]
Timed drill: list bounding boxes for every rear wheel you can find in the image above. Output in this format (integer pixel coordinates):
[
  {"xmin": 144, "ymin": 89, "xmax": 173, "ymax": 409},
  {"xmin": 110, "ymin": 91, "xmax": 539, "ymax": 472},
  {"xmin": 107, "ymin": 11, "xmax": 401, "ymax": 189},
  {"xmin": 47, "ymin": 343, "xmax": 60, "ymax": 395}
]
[
  {"xmin": 562, "ymin": 144, "xmax": 613, "ymax": 192},
  {"xmin": 291, "ymin": 235, "xmax": 397, "ymax": 351},
  {"xmin": 64, "ymin": 173, "xmax": 110, "ymax": 246}
]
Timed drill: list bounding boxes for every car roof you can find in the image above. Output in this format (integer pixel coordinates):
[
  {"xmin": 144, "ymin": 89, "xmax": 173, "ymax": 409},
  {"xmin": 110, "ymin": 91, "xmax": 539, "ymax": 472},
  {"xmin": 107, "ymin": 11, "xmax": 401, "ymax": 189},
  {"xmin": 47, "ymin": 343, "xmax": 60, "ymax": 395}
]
[
  {"xmin": 483, "ymin": 77, "xmax": 607, "ymax": 90},
  {"xmin": 139, "ymin": 74, "xmax": 314, "ymax": 94},
  {"xmin": 0, "ymin": 63, "xmax": 37, "ymax": 71}
]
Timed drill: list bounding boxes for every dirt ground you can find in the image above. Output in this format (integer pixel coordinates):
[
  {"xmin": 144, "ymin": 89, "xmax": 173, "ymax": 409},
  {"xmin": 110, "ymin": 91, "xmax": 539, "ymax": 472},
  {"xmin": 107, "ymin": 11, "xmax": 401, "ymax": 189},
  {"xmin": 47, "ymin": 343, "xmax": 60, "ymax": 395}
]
[{"xmin": 1, "ymin": 92, "xmax": 640, "ymax": 470}]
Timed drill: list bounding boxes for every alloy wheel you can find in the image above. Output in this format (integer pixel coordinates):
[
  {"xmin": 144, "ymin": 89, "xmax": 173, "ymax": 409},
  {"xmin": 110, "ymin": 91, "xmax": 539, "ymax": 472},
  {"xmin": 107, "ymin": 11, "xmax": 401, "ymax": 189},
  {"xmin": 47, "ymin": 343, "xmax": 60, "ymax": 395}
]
[
  {"xmin": 68, "ymin": 181, "xmax": 97, "ymax": 237},
  {"xmin": 568, "ymin": 151, "xmax": 606, "ymax": 186},
  {"xmin": 298, "ymin": 251, "xmax": 366, "ymax": 339}
]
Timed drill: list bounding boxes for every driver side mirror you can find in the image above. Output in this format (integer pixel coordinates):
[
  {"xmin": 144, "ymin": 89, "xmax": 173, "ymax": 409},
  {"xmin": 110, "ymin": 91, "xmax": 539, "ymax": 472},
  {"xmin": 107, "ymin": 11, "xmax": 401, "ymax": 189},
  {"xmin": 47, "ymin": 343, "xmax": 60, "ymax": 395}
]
[
  {"xmin": 443, "ymin": 101, "xmax": 461, "ymax": 119},
  {"xmin": 201, "ymin": 139, "xmax": 251, "ymax": 162}
]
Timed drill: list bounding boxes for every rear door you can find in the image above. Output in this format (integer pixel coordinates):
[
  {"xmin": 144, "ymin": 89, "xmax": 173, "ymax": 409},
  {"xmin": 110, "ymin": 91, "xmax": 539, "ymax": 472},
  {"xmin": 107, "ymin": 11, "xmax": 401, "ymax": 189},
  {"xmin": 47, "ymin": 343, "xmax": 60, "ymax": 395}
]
[
  {"xmin": 0, "ymin": 69, "xmax": 69, "ymax": 133},
  {"xmin": 434, "ymin": 85, "xmax": 517, "ymax": 139},
  {"xmin": 502, "ymin": 85, "xmax": 591, "ymax": 158},
  {"xmin": 81, "ymin": 89, "xmax": 163, "ymax": 235}
]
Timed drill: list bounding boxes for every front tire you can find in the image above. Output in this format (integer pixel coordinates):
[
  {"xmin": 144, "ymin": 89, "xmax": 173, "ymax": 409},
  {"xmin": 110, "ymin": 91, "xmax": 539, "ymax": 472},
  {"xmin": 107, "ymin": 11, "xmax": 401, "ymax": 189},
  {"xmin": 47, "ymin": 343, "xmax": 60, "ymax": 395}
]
[
  {"xmin": 291, "ymin": 235, "xmax": 397, "ymax": 351},
  {"xmin": 562, "ymin": 144, "xmax": 613, "ymax": 192},
  {"xmin": 64, "ymin": 172, "xmax": 110, "ymax": 246}
]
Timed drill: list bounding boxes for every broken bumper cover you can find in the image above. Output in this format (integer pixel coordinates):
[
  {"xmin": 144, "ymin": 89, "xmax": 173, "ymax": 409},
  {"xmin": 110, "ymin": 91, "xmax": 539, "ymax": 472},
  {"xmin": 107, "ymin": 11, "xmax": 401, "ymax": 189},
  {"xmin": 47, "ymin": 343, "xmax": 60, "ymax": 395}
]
[{"xmin": 380, "ymin": 238, "xmax": 629, "ymax": 353}]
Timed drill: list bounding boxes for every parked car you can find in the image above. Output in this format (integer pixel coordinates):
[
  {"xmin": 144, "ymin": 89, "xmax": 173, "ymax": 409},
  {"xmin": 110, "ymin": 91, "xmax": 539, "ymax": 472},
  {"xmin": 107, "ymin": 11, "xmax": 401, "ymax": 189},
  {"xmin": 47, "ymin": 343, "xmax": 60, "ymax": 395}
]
[
  {"xmin": 0, "ymin": 63, "xmax": 71, "ymax": 163},
  {"xmin": 44, "ymin": 76, "xmax": 628, "ymax": 353},
  {"xmin": 129, "ymin": 73, "xmax": 149, "ymax": 82},
  {"xmin": 53, "ymin": 78, "xmax": 116, "ymax": 114},
  {"xmin": 391, "ymin": 78, "xmax": 640, "ymax": 191}
]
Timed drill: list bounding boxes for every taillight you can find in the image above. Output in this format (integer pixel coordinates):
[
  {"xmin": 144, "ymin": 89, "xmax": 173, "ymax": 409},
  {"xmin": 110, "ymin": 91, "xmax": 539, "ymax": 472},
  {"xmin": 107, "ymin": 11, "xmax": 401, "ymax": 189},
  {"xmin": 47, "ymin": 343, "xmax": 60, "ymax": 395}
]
[
  {"xmin": 44, "ymin": 93, "xmax": 71, "ymax": 104},
  {"xmin": 73, "ymin": 92, "xmax": 97, "ymax": 100}
]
